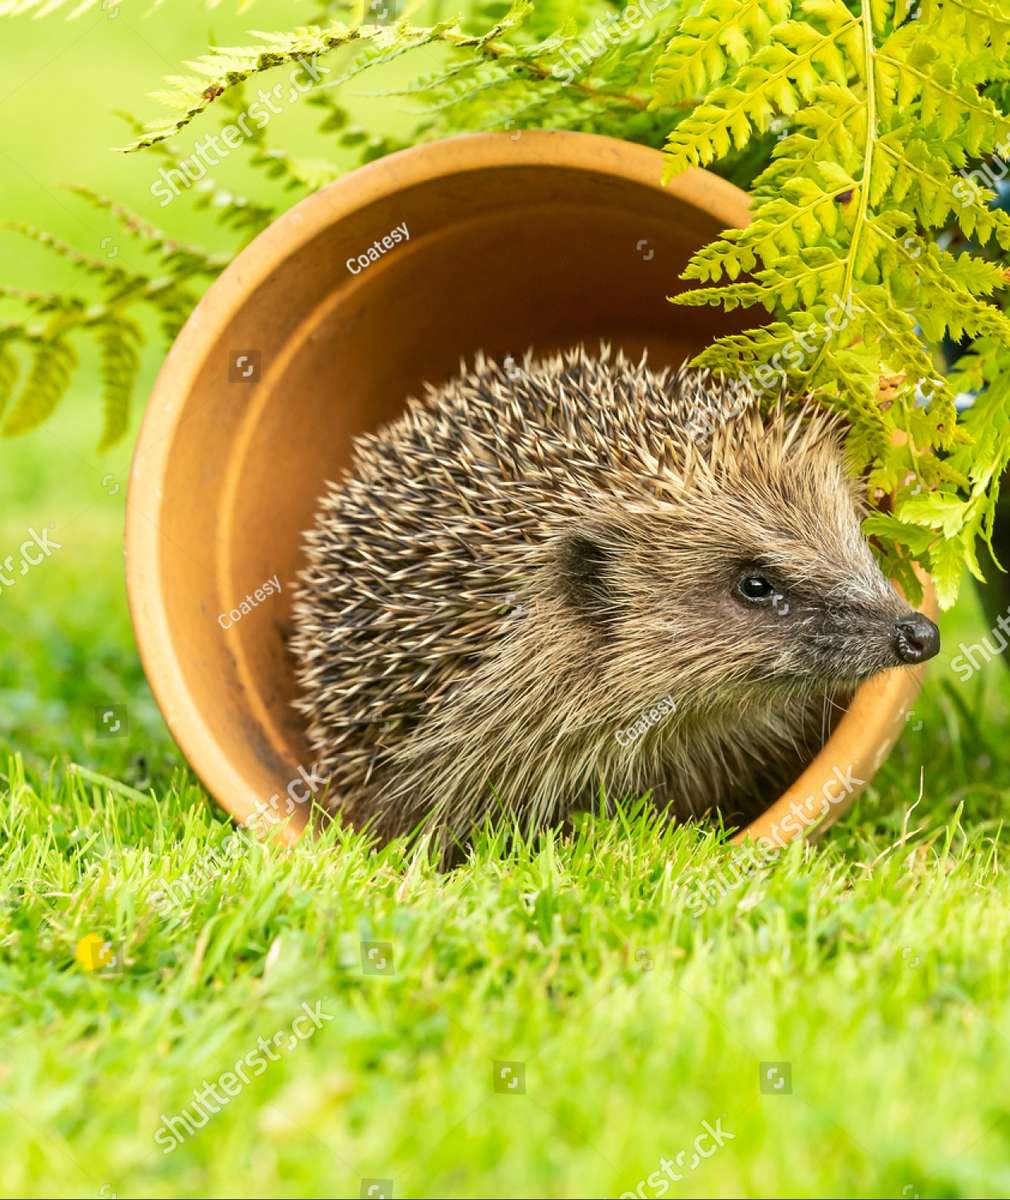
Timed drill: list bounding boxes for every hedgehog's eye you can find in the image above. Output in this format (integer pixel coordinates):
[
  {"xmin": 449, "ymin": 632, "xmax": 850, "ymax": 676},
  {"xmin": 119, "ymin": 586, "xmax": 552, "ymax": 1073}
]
[{"xmin": 736, "ymin": 573, "xmax": 776, "ymax": 605}]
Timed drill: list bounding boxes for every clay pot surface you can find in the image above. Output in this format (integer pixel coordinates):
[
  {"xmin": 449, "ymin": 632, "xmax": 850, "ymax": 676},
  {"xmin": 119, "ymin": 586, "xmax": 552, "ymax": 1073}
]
[{"xmin": 125, "ymin": 129, "xmax": 934, "ymax": 848}]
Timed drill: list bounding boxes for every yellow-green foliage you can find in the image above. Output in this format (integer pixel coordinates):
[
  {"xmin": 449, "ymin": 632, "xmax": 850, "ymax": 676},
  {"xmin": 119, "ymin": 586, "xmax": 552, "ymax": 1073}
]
[{"xmin": 655, "ymin": 0, "xmax": 1010, "ymax": 606}]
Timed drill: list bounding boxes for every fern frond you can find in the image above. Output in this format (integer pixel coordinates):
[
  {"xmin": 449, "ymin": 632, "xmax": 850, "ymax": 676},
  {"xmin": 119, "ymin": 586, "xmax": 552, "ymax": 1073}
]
[
  {"xmin": 0, "ymin": 340, "xmax": 19, "ymax": 420},
  {"xmin": 2, "ymin": 334, "xmax": 77, "ymax": 437},
  {"xmin": 248, "ymin": 147, "xmax": 342, "ymax": 192},
  {"xmin": 660, "ymin": 0, "xmax": 861, "ymax": 177},
  {"xmin": 123, "ymin": 6, "xmax": 536, "ymax": 150},
  {"xmin": 662, "ymin": 0, "xmax": 1010, "ymax": 604},
  {"xmin": 114, "ymin": 110, "xmax": 277, "ymax": 238},
  {"xmin": 0, "ymin": 179, "xmax": 232, "ymax": 446},
  {"xmin": 96, "ymin": 317, "xmax": 142, "ymax": 450},
  {"xmin": 67, "ymin": 186, "xmax": 233, "ymax": 275},
  {"xmin": 3, "ymin": 223, "xmax": 131, "ymax": 285},
  {"xmin": 653, "ymin": 0, "xmax": 792, "ymax": 104},
  {"xmin": 5, "ymin": 0, "xmax": 1009, "ymax": 609}
]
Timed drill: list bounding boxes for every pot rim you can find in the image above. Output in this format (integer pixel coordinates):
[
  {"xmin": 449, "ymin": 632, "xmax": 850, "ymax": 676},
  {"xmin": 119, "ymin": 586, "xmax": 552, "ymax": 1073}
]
[{"xmin": 125, "ymin": 128, "xmax": 933, "ymax": 849}]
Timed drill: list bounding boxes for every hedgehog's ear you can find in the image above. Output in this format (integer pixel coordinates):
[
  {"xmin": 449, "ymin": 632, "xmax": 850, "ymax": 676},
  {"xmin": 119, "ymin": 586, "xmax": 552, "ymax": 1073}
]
[{"xmin": 555, "ymin": 524, "xmax": 622, "ymax": 628}]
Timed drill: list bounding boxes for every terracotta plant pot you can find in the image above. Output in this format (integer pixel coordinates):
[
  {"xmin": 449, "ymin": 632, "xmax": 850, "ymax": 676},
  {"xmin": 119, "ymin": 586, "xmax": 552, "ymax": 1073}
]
[{"xmin": 125, "ymin": 130, "xmax": 936, "ymax": 850}]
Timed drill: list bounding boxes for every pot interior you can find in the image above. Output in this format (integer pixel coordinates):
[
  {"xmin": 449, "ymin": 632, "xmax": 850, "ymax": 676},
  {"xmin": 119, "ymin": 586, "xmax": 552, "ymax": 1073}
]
[{"xmin": 145, "ymin": 140, "xmax": 755, "ymax": 830}]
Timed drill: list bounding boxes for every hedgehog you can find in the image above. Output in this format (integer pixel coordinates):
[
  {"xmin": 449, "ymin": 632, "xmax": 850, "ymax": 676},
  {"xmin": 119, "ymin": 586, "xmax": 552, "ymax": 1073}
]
[{"xmin": 290, "ymin": 345, "xmax": 939, "ymax": 848}]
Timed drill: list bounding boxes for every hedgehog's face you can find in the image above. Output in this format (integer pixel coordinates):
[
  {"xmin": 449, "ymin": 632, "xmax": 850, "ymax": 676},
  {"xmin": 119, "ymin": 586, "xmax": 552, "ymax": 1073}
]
[
  {"xmin": 646, "ymin": 433, "xmax": 940, "ymax": 702},
  {"xmin": 557, "ymin": 419, "xmax": 939, "ymax": 712},
  {"xmin": 715, "ymin": 553, "xmax": 939, "ymax": 690}
]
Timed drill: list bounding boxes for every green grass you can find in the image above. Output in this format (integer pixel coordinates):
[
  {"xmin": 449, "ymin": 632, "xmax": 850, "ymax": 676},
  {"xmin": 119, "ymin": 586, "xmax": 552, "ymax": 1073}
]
[{"xmin": 4, "ymin": 6, "xmax": 1010, "ymax": 1198}]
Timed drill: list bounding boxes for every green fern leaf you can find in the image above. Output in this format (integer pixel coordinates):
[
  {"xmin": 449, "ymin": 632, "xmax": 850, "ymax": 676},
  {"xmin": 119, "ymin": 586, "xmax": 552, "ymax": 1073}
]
[
  {"xmin": 0, "ymin": 341, "xmax": 19, "ymax": 420},
  {"xmin": 2, "ymin": 335, "xmax": 77, "ymax": 437},
  {"xmin": 97, "ymin": 318, "xmax": 142, "ymax": 450}
]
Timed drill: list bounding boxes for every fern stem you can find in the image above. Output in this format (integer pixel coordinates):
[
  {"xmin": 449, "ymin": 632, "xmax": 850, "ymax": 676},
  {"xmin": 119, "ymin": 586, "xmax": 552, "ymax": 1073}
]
[
  {"xmin": 4, "ymin": 224, "xmax": 129, "ymax": 280},
  {"xmin": 67, "ymin": 187, "xmax": 232, "ymax": 274},
  {"xmin": 809, "ymin": 0, "xmax": 877, "ymax": 385},
  {"xmin": 949, "ymin": 0, "xmax": 1010, "ymax": 23},
  {"xmin": 445, "ymin": 31, "xmax": 656, "ymax": 113}
]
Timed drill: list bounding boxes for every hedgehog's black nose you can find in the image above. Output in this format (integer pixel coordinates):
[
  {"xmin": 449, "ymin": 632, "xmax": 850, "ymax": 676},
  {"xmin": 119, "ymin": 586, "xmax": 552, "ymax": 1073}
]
[{"xmin": 893, "ymin": 613, "xmax": 940, "ymax": 664}]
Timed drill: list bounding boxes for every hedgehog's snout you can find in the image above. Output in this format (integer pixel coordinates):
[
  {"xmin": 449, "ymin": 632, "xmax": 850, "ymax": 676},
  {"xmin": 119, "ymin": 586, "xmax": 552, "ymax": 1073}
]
[{"xmin": 892, "ymin": 612, "xmax": 940, "ymax": 665}]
